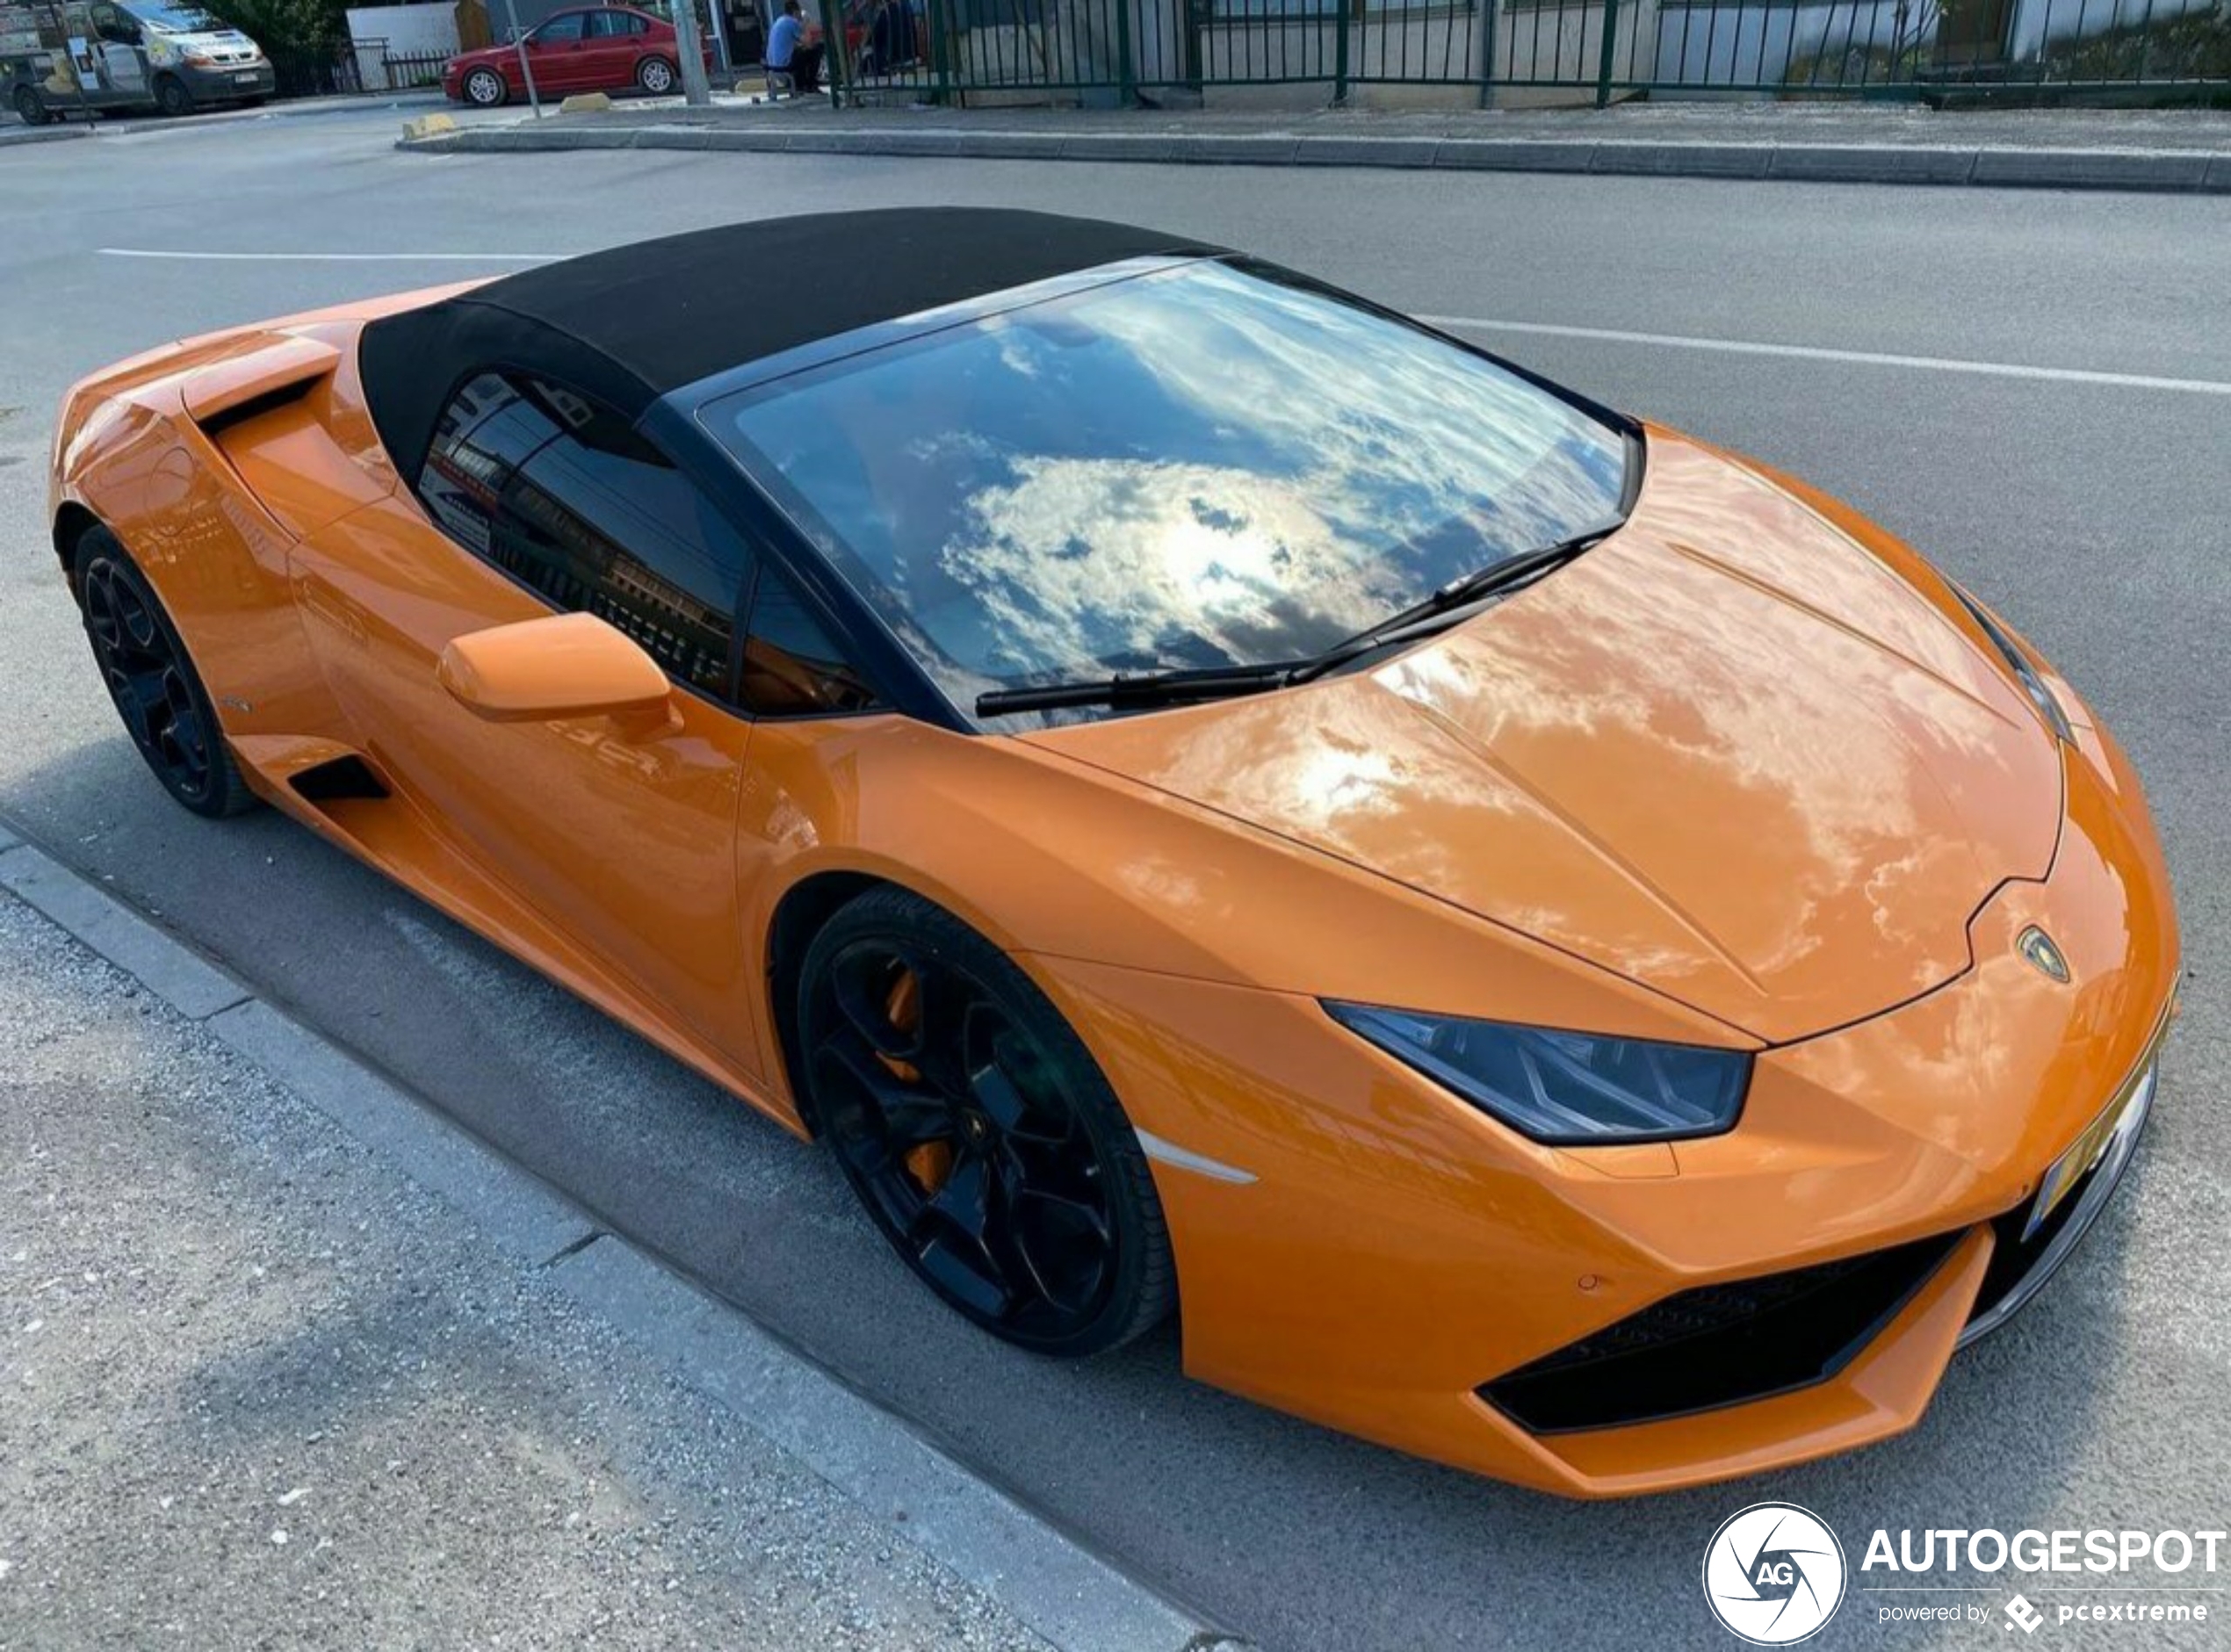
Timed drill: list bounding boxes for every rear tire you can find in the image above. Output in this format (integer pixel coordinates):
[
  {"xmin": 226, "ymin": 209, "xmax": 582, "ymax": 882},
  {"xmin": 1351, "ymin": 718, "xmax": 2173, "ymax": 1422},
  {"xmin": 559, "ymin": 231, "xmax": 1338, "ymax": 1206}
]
[
  {"xmin": 154, "ymin": 74, "xmax": 194, "ymax": 117},
  {"xmin": 72, "ymin": 528, "xmax": 258, "ymax": 819},
  {"xmin": 13, "ymin": 83, "xmax": 50, "ymax": 125},
  {"xmin": 635, "ymin": 55, "xmax": 676, "ymax": 94},
  {"xmin": 799, "ymin": 887, "xmax": 1176, "ymax": 1358}
]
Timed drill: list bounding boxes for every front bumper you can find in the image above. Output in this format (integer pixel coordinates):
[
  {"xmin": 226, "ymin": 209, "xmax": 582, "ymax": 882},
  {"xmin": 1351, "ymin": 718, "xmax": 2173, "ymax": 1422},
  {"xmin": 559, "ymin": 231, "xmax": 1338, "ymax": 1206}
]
[
  {"xmin": 1040, "ymin": 717, "xmax": 2178, "ymax": 1497},
  {"xmin": 179, "ymin": 61, "xmax": 275, "ymax": 99}
]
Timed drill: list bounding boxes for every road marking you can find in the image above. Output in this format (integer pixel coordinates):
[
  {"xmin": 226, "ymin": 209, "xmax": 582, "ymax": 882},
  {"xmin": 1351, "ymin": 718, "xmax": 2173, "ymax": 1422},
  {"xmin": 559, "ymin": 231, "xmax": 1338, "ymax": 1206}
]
[
  {"xmin": 1420, "ymin": 314, "xmax": 2231, "ymax": 397},
  {"xmin": 97, "ymin": 248, "xmax": 562, "ymax": 263},
  {"xmin": 88, "ymin": 257, "xmax": 2229, "ymax": 396}
]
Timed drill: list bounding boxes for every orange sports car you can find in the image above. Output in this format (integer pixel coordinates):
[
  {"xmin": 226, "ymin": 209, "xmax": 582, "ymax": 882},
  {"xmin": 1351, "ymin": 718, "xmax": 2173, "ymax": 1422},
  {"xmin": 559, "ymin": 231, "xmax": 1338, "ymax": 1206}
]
[{"xmin": 47, "ymin": 210, "xmax": 2179, "ymax": 1497}]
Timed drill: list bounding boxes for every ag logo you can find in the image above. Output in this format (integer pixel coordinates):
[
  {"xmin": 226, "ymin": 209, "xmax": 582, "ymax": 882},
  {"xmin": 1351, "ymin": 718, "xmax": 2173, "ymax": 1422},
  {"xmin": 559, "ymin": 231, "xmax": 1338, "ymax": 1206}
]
[{"xmin": 1702, "ymin": 1501, "xmax": 1846, "ymax": 1645}]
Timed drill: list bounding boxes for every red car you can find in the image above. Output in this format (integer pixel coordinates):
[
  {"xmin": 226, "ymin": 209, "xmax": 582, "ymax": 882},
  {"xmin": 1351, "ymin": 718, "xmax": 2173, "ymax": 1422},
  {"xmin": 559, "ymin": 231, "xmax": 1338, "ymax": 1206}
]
[{"xmin": 444, "ymin": 4, "xmax": 711, "ymax": 106}]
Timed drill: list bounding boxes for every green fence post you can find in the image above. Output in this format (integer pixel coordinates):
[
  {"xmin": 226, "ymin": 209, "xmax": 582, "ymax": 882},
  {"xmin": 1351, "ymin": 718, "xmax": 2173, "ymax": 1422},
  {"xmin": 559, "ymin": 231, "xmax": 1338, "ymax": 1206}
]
[
  {"xmin": 821, "ymin": 0, "xmax": 853, "ymax": 104},
  {"xmin": 1592, "ymin": 0, "xmax": 1620, "ymax": 106},
  {"xmin": 1115, "ymin": 0, "xmax": 1137, "ymax": 103},
  {"xmin": 931, "ymin": 0, "xmax": 953, "ymax": 103},
  {"xmin": 1333, "ymin": 0, "xmax": 1353, "ymax": 101}
]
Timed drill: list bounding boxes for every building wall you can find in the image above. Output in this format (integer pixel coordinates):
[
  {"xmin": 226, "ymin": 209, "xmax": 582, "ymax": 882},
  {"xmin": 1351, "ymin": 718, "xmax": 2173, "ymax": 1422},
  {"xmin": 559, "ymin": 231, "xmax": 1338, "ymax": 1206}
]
[{"xmin": 345, "ymin": 0, "xmax": 464, "ymax": 54}]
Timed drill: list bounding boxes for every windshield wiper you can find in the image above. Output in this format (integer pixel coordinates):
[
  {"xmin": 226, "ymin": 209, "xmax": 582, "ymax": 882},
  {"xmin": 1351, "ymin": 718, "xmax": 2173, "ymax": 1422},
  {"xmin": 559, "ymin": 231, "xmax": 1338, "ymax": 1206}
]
[
  {"xmin": 977, "ymin": 660, "xmax": 1294, "ymax": 719},
  {"xmin": 1282, "ymin": 527, "xmax": 1615, "ymax": 687},
  {"xmin": 972, "ymin": 527, "xmax": 1618, "ymax": 721}
]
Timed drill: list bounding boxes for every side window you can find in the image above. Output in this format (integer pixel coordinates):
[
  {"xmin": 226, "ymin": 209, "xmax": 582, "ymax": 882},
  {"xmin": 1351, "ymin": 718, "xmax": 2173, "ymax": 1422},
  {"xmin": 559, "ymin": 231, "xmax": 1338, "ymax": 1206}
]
[
  {"xmin": 417, "ymin": 372, "xmax": 744, "ymax": 697},
  {"xmin": 740, "ymin": 567, "xmax": 882, "ymax": 718},
  {"xmin": 589, "ymin": 10, "xmax": 646, "ymax": 35},
  {"xmin": 532, "ymin": 11, "xmax": 587, "ymax": 41}
]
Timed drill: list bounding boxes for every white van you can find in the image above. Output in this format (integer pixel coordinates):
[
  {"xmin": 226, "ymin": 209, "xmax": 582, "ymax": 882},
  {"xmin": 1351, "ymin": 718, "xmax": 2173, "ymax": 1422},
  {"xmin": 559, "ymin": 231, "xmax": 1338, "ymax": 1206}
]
[{"xmin": 4, "ymin": 0, "xmax": 274, "ymax": 123}]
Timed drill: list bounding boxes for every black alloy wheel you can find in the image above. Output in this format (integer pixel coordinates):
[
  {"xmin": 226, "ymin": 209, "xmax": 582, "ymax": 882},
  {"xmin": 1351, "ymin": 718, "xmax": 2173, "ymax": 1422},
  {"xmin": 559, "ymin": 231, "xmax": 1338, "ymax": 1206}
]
[
  {"xmin": 800, "ymin": 888, "xmax": 1174, "ymax": 1356},
  {"xmin": 14, "ymin": 84, "xmax": 48, "ymax": 126},
  {"xmin": 74, "ymin": 529, "xmax": 256, "ymax": 819}
]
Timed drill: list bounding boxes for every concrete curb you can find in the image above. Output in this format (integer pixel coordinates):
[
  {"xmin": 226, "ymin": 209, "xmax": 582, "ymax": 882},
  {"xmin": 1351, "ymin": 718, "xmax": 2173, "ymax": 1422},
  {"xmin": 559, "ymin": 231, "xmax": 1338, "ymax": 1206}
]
[
  {"xmin": 0, "ymin": 823, "xmax": 1239, "ymax": 1652},
  {"xmin": 0, "ymin": 123, "xmax": 96, "ymax": 148},
  {"xmin": 399, "ymin": 119, "xmax": 2231, "ymax": 192}
]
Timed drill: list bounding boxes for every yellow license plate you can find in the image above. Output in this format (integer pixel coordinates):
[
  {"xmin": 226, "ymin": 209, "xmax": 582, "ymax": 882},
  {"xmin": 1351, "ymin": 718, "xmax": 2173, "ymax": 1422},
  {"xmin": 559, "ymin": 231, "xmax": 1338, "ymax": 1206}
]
[{"xmin": 2024, "ymin": 1078, "xmax": 2142, "ymax": 1241}]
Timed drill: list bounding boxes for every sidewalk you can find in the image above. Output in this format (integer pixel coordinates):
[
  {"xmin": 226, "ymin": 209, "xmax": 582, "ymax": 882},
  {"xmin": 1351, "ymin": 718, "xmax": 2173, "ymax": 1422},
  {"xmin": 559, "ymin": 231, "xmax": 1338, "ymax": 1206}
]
[
  {"xmin": 3, "ymin": 86, "xmax": 447, "ymax": 144},
  {"xmin": 0, "ymin": 837, "xmax": 1219, "ymax": 1649},
  {"xmin": 402, "ymin": 97, "xmax": 2231, "ymax": 192}
]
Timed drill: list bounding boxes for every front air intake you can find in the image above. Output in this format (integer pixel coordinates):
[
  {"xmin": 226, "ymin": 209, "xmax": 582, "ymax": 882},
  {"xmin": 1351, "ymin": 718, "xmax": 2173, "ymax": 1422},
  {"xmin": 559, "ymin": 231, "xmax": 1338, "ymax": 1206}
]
[{"xmin": 1481, "ymin": 1230, "xmax": 1963, "ymax": 1434}]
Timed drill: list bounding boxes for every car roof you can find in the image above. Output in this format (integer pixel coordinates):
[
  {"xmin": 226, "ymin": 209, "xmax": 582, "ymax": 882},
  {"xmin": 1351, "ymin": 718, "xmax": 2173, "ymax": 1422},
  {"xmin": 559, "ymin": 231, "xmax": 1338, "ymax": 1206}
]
[{"xmin": 358, "ymin": 209, "xmax": 1224, "ymax": 490}]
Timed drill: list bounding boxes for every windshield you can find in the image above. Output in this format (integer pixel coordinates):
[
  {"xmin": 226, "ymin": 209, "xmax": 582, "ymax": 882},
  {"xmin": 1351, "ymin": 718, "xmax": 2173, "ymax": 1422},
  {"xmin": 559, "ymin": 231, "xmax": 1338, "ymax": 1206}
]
[
  {"xmin": 708, "ymin": 259, "xmax": 1630, "ymax": 720},
  {"xmin": 133, "ymin": 2, "xmax": 227, "ymax": 32}
]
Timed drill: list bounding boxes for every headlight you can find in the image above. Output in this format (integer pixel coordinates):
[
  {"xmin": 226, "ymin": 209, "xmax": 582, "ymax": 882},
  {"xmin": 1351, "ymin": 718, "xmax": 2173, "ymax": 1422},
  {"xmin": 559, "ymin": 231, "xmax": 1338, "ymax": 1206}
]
[
  {"xmin": 1948, "ymin": 581, "xmax": 2073, "ymax": 744},
  {"xmin": 1324, "ymin": 1002, "xmax": 1751, "ymax": 1145}
]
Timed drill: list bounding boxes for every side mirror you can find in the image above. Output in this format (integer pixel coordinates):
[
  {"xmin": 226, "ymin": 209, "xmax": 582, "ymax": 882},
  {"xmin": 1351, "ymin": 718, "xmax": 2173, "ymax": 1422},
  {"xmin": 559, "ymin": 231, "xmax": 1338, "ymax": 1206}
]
[{"xmin": 438, "ymin": 612, "xmax": 675, "ymax": 726}]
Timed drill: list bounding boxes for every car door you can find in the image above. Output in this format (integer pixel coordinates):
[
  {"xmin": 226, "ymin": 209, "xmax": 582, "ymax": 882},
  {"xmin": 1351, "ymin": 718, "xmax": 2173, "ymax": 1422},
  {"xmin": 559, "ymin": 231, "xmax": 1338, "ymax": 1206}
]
[
  {"xmin": 290, "ymin": 369, "xmax": 766, "ymax": 1064},
  {"xmin": 523, "ymin": 8, "xmax": 591, "ymax": 90},
  {"xmin": 581, "ymin": 8, "xmax": 641, "ymax": 89}
]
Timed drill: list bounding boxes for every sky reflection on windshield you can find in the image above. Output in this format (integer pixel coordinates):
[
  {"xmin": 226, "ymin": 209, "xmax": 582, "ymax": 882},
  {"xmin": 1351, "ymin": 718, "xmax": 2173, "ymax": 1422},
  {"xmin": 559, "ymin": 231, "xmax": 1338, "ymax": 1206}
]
[{"xmin": 718, "ymin": 261, "xmax": 1628, "ymax": 712}]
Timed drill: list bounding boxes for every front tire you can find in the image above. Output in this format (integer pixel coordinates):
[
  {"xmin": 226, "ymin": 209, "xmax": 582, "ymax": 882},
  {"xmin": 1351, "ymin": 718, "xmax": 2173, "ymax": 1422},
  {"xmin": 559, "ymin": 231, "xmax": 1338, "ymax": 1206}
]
[
  {"xmin": 154, "ymin": 73, "xmax": 194, "ymax": 117},
  {"xmin": 13, "ymin": 83, "xmax": 49, "ymax": 126},
  {"xmin": 73, "ymin": 529, "xmax": 257, "ymax": 819},
  {"xmin": 799, "ymin": 888, "xmax": 1175, "ymax": 1356},
  {"xmin": 462, "ymin": 66, "xmax": 508, "ymax": 106},
  {"xmin": 635, "ymin": 54, "xmax": 676, "ymax": 94}
]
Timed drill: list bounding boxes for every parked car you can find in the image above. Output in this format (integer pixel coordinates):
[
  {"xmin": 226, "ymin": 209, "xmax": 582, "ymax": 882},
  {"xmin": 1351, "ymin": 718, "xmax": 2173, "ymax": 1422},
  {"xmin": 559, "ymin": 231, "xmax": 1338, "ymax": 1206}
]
[
  {"xmin": 443, "ymin": 4, "xmax": 709, "ymax": 105},
  {"xmin": 5, "ymin": 0, "xmax": 273, "ymax": 124},
  {"xmin": 47, "ymin": 211, "xmax": 2180, "ymax": 1495}
]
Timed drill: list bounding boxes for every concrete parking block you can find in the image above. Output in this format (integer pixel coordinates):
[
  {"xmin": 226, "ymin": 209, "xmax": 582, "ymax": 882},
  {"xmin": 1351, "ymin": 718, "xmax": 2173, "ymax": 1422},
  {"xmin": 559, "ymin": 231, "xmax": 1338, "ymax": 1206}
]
[{"xmin": 0, "ymin": 843, "xmax": 248, "ymax": 1021}]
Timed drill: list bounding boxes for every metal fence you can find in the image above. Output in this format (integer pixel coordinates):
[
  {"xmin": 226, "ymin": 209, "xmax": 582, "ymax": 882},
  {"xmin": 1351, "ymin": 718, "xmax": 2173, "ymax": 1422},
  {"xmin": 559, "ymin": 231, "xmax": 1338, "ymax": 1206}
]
[
  {"xmin": 822, "ymin": 0, "xmax": 2229, "ymax": 102},
  {"xmin": 267, "ymin": 40, "xmax": 451, "ymax": 99}
]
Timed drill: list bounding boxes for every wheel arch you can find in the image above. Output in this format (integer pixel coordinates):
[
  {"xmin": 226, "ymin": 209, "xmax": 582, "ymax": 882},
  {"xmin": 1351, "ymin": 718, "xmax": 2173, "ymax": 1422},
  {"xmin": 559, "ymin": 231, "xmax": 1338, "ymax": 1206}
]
[
  {"xmin": 52, "ymin": 501, "xmax": 103, "ymax": 600},
  {"xmin": 765, "ymin": 868, "xmax": 893, "ymax": 1136}
]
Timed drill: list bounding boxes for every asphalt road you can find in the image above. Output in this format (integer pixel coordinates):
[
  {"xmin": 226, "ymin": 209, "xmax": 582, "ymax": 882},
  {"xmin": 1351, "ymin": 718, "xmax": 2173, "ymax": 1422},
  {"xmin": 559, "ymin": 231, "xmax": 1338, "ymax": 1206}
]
[{"xmin": 3, "ymin": 105, "xmax": 2228, "ymax": 1652}]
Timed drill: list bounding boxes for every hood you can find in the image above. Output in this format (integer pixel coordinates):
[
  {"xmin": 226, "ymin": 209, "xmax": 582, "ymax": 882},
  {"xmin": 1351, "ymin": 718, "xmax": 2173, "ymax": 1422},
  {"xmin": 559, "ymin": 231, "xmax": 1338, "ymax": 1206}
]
[
  {"xmin": 1022, "ymin": 430, "xmax": 2063, "ymax": 1043},
  {"xmin": 156, "ymin": 28, "xmax": 258, "ymax": 50}
]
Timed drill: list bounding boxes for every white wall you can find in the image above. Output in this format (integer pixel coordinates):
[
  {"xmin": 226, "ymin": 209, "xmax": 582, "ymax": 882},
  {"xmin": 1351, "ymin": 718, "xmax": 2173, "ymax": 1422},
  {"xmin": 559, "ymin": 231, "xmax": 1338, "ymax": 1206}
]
[{"xmin": 345, "ymin": 0, "xmax": 463, "ymax": 79}]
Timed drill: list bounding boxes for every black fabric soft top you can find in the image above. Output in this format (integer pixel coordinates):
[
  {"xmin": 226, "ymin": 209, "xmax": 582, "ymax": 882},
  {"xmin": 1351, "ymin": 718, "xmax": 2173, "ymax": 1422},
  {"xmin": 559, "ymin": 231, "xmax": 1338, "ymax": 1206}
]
[{"xmin": 359, "ymin": 208, "xmax": 1224, "ymax": 489}]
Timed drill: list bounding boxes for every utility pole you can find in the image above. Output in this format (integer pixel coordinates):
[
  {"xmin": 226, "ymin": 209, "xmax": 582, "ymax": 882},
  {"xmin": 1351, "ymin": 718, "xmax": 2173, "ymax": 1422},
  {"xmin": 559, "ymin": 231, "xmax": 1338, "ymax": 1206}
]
[
  {"xmin": 499, "ymin": 0, "xmax": 544, "ymax": 116},
  {"xmin": 671, "ymin": 0, "xmax": 713, "ymax": 103}
]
